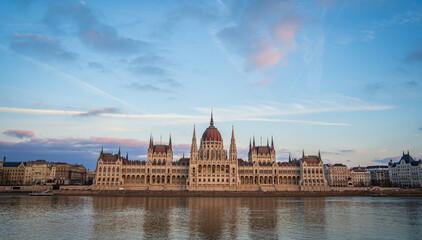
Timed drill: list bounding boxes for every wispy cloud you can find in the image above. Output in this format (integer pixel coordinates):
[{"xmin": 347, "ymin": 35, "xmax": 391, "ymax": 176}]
[
  {"xmin": 405, "ymin": 48, "xmax": 422, "ymax": 62},
  {"xmin": 0, "ymin": 94, "xmax": 393, "ymax": 126},
  {"xmin": 76, "ymin": 107, "xmax": 118, "ymax": 117},
  {"xmin": 249, "ymin": 78, "xmax": 273, "ymax": 88},
  {"xmin": 126, "ymin": 82, "xmax": 170, "ymax": 93},
  {"xmin": 336, "ymin": 11, "xmax": 422, "ymax": 45},
  {"xmin": 217, "ymin": 0, "xmax": 302, "ymax": 71},
  {"xmin": 10, "ymin": 33, "xmax": 76, "ymax": 61},
  {"xmin": 1, "ymin": 44, "xmax": 141, "ymax": 112},
  {"xmin": 3, "ymin": 129, "xmax": 34, "ymax": 139},
  {"xmin": 42, "ymin": 1, "xmax": 146, "ymax": 55}
]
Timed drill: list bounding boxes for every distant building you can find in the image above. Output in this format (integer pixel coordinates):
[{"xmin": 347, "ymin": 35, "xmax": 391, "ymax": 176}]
[
  {"xmin": 350, "ymin": 167, "xmax": 371, "ymax": 187},
  {"xmin": 0, "ymin": 160, "xmax": 26, "ymax": 185},
  {"xmin": 0, "ymin": 158, "xmax": 88, "ymax": 186},
  {"xmin": 24, "ymin": 160, "xmax": 55, "ymax": 185},
  {"xmin": 87, "ymin": 170, "xmax": 96, "ymax": 185},
  {"xmin": 69, "ymin": 164, "xmax": 87, "ymax": 185},
  {"xmin": 366, "ymin": 165, "xmax": 390, "ymax": 187},
  {"xmin": 389, "ymin": 151, "xmax": 422, "ymax": 188},
  {"xmin": 324, "ymin": 163, "xmax": 352, "ymax": 187}
]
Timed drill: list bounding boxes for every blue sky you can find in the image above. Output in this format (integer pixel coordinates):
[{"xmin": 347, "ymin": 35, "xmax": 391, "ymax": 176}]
[{"xmin": 0, "ymin": 0, "xmax": 421, "ymax": 170}]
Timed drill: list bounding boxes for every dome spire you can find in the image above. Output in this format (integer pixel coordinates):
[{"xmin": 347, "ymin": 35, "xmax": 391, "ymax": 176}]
[{"xmin": 210, "ymin": 109, "xmax": 214, "ymax": 126}]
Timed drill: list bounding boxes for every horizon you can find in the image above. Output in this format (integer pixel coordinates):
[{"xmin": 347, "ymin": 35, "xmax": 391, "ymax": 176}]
[{"xmin": 1, "ymin": 0, "xmax": 421, "ymax": 170}]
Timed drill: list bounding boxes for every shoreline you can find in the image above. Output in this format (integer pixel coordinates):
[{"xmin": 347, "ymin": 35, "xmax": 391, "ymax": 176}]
[{"xmin": 1, "ymin": 189, "xmax": 422, "ymax": 197}]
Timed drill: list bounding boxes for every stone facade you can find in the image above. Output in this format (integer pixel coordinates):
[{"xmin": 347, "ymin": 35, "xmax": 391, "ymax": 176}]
[
  {"xmin": 366, "ymin": 165, "xmax": 390, "ymax": 187},
  {"xmin": 93, "ymin": 115, "xmax": 330, "ymax": 191},
  {"xmin": 24, "ymin": 160, "xmax": 55, "ymax": 185},
  {"xmin": 350, "ymin": 169, "xmax": 371, "ymax": 187},
  {"xmin": 324, "ymin": 163, "xmax": 352, "ymax": 187},
  {"xmin": 0, "ymin": 159, "xmax": 88, "ymax": 186},
  {"xmin": 0, "ymin": 161, "xmax": 26, "ymax": 185},
  {"xmin": 388, "ymin": 152, "xmax": 422, "ymax": 188}
]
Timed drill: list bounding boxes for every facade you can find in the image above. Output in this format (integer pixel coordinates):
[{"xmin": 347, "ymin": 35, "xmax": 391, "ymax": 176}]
[
  {"xmin": 24, "ymin": 160, "xmax": 55, "ymax": 185},
  {"xmin": 324, "ymin": 163, "xmax": 352, "ymax": 187},
  {"xmin": 93, "ymin": 115, "xmax": 329, "ymax": 191},
  {"xmin": 350, "ymin": 169, "xmax": 371, "ymax": 187},
  {"xmin": 0, "ymin": 159, "xmax": 88, "ymax": 186},
  {"xmin": 300, "ymin": 152, "xmax": 329, "ymax": 191},
  {"xmin": 0, "ymin": 161, "xmax": 26, "ymax": 185},
  {"xmin": 389, "ymin": 152, "xmax": 422, "ymax": 188},
  {"xmin": 366, "ymin": 165, "xmax": 390, "ymax": 187}
]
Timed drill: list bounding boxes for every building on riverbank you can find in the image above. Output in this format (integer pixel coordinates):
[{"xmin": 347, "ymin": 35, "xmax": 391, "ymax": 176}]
[
  {"xmin": 324, "ymin": 163, "xmax": 352, "ymax": 187},
  {"xmin": 0, "ymin": 159, "xmax": 88, "ymax": 186},
  {"xmin": 0, "ymin": 160, "xmax": 26, "ymax": 185},
  {"xmin": 350, "ymin": 167, "xmax": 371, "ymax": 187},
  {"xmin": 366, "ymin": 165, "xmax": 391, "ymax": 187},
  {"xmin": 389, "ymin": 152, "xmax": 422, "ymax": 188},
  {"xmin": 93, "ymin": 114, "xmax": 329, "ymax": 191}
]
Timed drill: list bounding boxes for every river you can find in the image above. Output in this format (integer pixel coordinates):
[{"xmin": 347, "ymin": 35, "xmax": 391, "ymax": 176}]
[{"xmin": 0, "ymin": 195, "xmax": 421, "ymax": 239}]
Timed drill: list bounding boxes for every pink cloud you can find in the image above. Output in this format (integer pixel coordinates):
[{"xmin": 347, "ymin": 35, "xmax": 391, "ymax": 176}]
[
  {"xmin": 249, "ymin": 39, "xmax": 284, "ymax": 69},
  {"xmin": 76, "ymin": 106, "xmax": 118, "ymax": 117},
  {"xmin": 249, "ymin": 78, "xmax": 274, "ymax": 87},
  {"xmin": 3, "ymin": 130, "xmax": 34, "ymax": 139},
  {"xmin": 273, "ymin": 17, "xmax": 302, "ymax": 49},
  {"xmin": 356, "ymin": 150, "xmax": 370, "ymax": 155},
  {"xmin": 89, "ymin": 137, "xmax": 147, "ymax": 147}
]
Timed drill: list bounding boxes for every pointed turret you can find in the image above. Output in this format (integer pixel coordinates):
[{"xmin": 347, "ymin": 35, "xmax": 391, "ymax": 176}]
[
  {"xmin": 271, "ymin": 136, "xmax": 274, "ymax": 151},
  {"xmin": 190, "ymin": 125, "xmax": 198, "ymax": 160},
  {"xmin": 149, "ymin": 135, "xmax": 153, "ymax": 149},
  {"xmin": 118, "ymin": 146, "xmax": 121, "ymax": 156},
  {"xmin": 266, "ymin": 138, "xmax": 269, "ymax": 147},
  {"xmin": 302, "ymin": 149, "xmax": 305, "ymax": 159},
  {"xmin": 210, "ymin": 110, "xmax": 214, "ymax": 126},
  {"xmin": 229, "ymin": 126, "xmax": 237, "ymax": 162},
  {"xmin": 253, "ymin": 136, "xmax": 256, "ymax": 149},
  {"xmin": 318, "ymin": 150, "xmax": 321, "ymax": 162},
  {"xmin": 100, "ymin": 146, "xmax": 103, "ymax": 154},
  {"xmin": 169, "ymin": 135, "xmax": 172, "ymax": 150},
  {"xmin": 126, "ymin": 151, "xmax": 128, "ymax": 160},
  {"xmin": 289, "ymin": 153, "xmax": 291, "ymax": 162}
]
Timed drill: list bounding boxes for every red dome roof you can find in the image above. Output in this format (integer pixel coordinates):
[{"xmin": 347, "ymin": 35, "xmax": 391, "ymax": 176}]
[{"xmin": 201, "ymin": 125, "xmax": 222, "ymax": 142}]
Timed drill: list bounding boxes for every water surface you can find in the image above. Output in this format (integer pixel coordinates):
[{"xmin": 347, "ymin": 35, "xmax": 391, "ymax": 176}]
[{"xmin": 0, "ymin": 195, "xmax": 421, "ymax": 239}]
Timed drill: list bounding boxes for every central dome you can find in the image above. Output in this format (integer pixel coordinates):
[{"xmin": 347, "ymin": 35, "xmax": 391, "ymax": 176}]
[{"xmin": 201, "ymin": 112, "xmax": 222, "ymax": 142}]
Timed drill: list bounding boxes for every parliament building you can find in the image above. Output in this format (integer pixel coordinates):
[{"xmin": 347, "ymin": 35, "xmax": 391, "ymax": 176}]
[{"xmin": 93, "ymin": 114, "xmax": 329, "ymax": 191}]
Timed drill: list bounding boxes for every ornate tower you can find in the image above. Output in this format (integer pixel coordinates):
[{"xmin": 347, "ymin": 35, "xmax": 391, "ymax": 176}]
[{"xmin": 229, "ymin": 126, "xmax": 237, "ymax": 162}]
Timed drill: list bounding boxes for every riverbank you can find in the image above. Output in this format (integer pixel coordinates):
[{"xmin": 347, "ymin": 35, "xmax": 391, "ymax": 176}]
[{"xmin": 1, "ymin": 189, "xmax": 422, "ymax": 197}]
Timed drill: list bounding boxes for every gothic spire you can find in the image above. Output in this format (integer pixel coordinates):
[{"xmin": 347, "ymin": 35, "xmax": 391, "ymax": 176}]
[
  {"xmin": 229, "ymin": 125, "xmax": 237, "ymax": 161},
  {"xmin": 191, "ymin": 125, "xmax": 197, "ymax": 153},
  {"xmin": 210, "ymin": 109, "xmax": 214, "ymax": 126},
  {"xmin": 271, "ymin": 136, "xmax": 274, "ymax": 151},
  {"xmin": 126, "ymin": 151, "xmax": 128, "ymax": 160},
  {"xmin": 169, "ymin": 134, "xmax": 172, "ymax": 150},
  {"xmin": 253, "ymin": 136, "xmax": 255, "ymax": 149},
  {"xmin": 118, "ymin": 146, "xmax": 121, "ymax": 156}
]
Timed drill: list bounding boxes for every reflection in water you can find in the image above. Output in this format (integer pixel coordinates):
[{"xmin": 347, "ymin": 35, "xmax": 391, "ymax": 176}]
[{"xmin": 0, "ymin": 196, "xmax": 421, "ymax": 240}]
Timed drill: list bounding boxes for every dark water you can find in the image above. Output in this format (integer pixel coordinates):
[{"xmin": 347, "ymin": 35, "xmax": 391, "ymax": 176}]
[{"xmin": 0, "ymin": 195, "xmax": 421, "ymax": 240}]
